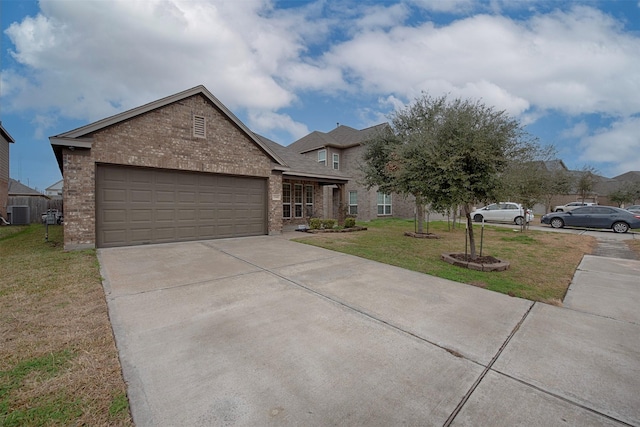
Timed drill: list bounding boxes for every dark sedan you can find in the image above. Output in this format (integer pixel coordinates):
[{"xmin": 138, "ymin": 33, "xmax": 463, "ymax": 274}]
[{"xmin": 541, "ymin": 206, "xmax": 640, "ymax": 233}]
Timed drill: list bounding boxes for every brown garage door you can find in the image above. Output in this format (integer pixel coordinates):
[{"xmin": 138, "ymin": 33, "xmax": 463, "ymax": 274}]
[{"xmin": 96, "ymin": 165, "xmax": 267, "ymax": 248}]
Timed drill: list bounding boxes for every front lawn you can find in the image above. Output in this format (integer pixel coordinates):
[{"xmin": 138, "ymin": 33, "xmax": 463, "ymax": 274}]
[
  {"xmin": 294, "ymin": 219, "xmax": 596, "ymax": 304},
  {"xmin": 0, "ymin": 224, "xmax": 132, "ymax": 426}
]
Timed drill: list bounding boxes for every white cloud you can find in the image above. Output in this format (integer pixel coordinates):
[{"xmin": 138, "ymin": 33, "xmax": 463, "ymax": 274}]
[
  {"xmin": 247, "ymin": 110, "xmax": 310, "ymax": 141},
  {"xmin": 561, "ymin": 121, "xmax": 589, "ymax": 139},
  {"xmin": 2, "ymin": 0, "xmax": 639, "ymax": 150},
  {"xmin": 409, "ymin": 0, "xmax": 476, "ymax": 13},
  {"xmin": 579, "ymin": 116, "xmax": 640, "ymax": 175},
  {"xmin": 354, "ymin": 3, "xmax": 409, "ymax": 31},
  {"xmin": 322, "ymin": 5, "xmax": 640, "ymax": 119},
  {"xmin": 2, "ymin": 0, "xmax": 306, "ymax": 121}
]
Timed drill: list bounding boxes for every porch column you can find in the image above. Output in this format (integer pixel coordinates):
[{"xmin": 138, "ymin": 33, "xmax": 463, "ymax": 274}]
[{"xmin": 337, "ymin": 183, "xmax": 346, "ymax": 226}]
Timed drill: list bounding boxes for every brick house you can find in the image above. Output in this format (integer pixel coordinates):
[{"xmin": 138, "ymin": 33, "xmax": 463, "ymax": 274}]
[
  {"xmin": 1, "ymin": 122, "xmax": 16, "ymax": 221},
  {"xmin": 50, "ymin": 85, "xmax": 349, "ymax": 249},
  {"xmin": 287, "ymin": 124, "xmax": 416, "ymax": 221}
]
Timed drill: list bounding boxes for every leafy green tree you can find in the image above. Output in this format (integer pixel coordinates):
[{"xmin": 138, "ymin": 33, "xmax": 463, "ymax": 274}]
[
  {"xmin": 576, "ymin": 166, "xmax": 599, "ymax": 203},
  {"xmin": 362, "ymin": 93, "xmax": 537, "ymax": 259},
  {"xmin": 609, "ymin": 183, "xmax": 640, "ymax": 207}
]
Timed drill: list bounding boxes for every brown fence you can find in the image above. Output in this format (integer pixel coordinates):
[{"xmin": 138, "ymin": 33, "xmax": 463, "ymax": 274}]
[{"xmin": 7, "ymin": 196, "xmax": 62, "ymax": 224}]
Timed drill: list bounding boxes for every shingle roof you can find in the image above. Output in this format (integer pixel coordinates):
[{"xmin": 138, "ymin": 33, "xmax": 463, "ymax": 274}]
[
  {"xmin": 288, "ymin": 123, "xmax": 389, "ymax": 153},
  {"xmin": 613, "ymin": 171, "xmax": 640, "ymax": 182},
  {"xmin": 254, "ymin": 134, "xmax": 350, "ymax": 183},
  {"xmin": 49, "ymin": 85, "xmax": 287, "ymax": 171},
  {"xmin": 8, "ymin": 179, "xmax": 46, "ymax": 196}
]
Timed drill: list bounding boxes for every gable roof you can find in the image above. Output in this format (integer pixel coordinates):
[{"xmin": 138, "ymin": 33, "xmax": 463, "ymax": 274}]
[
  {"xmin": 613, "ymin": 171, "xmax": 640, "ymax": 182},
  {"xmin": 0, "ymin": 121, "xmax": 15, "ymax": 143},
  {"xmin": 46, "ymin": 179, "xmax": 64, "ymax": 192},
  {"xmin": 288, "ymin": 123, "xmax": 389, "ymax": 154},
  {"xmin": 8, "ymin": 179, "xmax": 48, "ymax": 197},
  {"xmin": 254, "ymin": 134, "xmax": 350, "ymax": 184},
  {"xmin": 49, "ymin": 85, "xmax": 287, "ymax": 170}
]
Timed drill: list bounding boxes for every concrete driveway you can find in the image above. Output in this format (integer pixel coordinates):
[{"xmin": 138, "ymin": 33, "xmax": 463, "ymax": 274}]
[{"xmin": 98, "ymin": 236, "xmax": 640, "ymax": 426}]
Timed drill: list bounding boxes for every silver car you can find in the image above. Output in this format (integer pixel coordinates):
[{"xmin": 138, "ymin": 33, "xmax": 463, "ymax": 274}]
[
  {"xmin": 553, "ymin": 202, "xmax": 596, "ymax": 212},
  {"xmin": 471, "ymin": 203, "xmax": 533, "ymax": 225}
]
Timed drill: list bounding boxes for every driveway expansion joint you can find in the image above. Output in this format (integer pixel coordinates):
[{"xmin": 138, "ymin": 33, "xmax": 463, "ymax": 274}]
[{"xmin": 443, "ymin": 301, "xmax": 536, "ymax": 426}]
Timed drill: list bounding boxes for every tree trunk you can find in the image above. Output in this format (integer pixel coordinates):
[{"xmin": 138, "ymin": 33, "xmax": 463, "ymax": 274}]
[
  {"xmin": 463, "ymin": 203, "xmax": 477, "ymax": 260},
  {"xmin": 416, "ymin": 197, "xmax": 424, "ymax": 234}
]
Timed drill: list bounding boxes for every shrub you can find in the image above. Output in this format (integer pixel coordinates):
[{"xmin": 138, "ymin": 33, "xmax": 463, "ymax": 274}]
[
  {"xmin": 344, "ymin": 217, "xmax": 356, "ymax": 228},
  {"xmin": 322, "ymin": 219, "xmax": 336, "ymax": 229},
  {"xmin": 309, "ymin": 218, "xmax": 338, "ymax": 229}
]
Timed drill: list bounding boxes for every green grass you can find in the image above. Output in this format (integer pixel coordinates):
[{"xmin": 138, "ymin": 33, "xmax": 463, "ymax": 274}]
[
  {"xmin": 294, "ymin": 218, "xmax": 595, "ymax": 303},
  {"xmin": 0, "ymin": 224, "xmax": 132, "ymax": 426}
]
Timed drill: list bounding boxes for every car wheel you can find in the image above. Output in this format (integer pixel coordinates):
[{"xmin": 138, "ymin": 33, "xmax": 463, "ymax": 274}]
[
  {"xmin": 550, "ymin": 218, "xmax": 564, "ymax": 229},
  {"xmin": 514, "ymin": 216, "xmax": 524, "ymax": 226},
  {"xmin": 612, "ymin": 221, "xmax": 629, "ymax": 233},
  {"xmin": 473, "ymin": 214, "xmax": 483, "ymax": 222},
  {"xmin": 555, "ymin": 209, "xmax": 563, "ymax": 212}
]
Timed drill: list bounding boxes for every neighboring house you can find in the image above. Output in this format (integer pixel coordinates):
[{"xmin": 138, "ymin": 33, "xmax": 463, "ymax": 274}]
[
  {"xmin": 0, "ymin": 122, "xmax": 15, "ymax": 220},
  {"xmin": 50, "ymin": 85, "xmax": 350, "ymax": 250},
  {"xmin": 287, "ymin": 124, "xmax": 415, "ymax": 222},
  {"xmin": 539, "ymin": 162, "xmax": 640, "ymax": 211},
  {"xmin": 45, "ymin": 179, "xmax": 64, "ymax": 199},
  {"xmin": 7, "ymin": 179, "xmax": 50, "ymax": 224}
]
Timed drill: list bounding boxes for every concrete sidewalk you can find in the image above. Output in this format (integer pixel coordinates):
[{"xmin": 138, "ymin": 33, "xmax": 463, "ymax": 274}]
[{"xmin": 99, "ymin": 236, "xmax": 640, "ymax": 426}]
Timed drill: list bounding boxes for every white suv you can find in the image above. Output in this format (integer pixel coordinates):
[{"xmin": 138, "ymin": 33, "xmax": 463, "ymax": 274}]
[
  {"xmin": 471, "ymin": 203, "xmax": 533, "ymax": 225},
  {"xmin": 553, "ymin": 202, "xmax": 596, "ymax": 212}
]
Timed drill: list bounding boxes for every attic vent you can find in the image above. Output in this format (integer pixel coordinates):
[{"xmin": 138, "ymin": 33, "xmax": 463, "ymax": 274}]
[{"xmin": 193, "ymin": 115, "xmax": 206, "ymax": 138}]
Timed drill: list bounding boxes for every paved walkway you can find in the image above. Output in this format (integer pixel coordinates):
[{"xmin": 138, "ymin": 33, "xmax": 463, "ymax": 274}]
[{"xmin": 99, "ymin": 235, "xmax": 640, "ymax": 426}]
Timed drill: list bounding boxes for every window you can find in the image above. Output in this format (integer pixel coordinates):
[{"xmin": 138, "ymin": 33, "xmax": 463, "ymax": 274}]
[
  {"xmin": 348, "ymin": 191, "xmax": 358, "ymax": 215},
  {"xmin": 294, "ymin": 184, "xmax": 303, "ymax": 218},
  {"xmin": 305, "ymin": 185, "xmax": 314, "ymax": 217},
  {"xmin": 193, "ymin": 115, "xmax": 206, "ymax": 138},
  {"xmin": 318, "ymin": 149, "xmax": 327, "ymax": 166},
  {"xmin": 377, "ymin": 192, "xmax": 392, "ymax": 215},
  {"xmin": 282, "ymin": 184, "xmax": 291, "ymax": 218},
  {"xmin": 332, "ymin": 153, "xmax": 339, "ymax": 170}
]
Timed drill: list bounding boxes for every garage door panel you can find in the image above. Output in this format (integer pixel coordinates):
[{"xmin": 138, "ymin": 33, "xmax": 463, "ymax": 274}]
[
  {"xmin": 199, "ymin": 210, "xmax": 215, "ymax": 220},
  {"xmin": 178, "ymin": 191, "xmax": 196, "ymax": 203},
  {"xmin": 130, "ymin": 228, "xmax": 153, "ymax": 242},
  {"xmin": 176, "ymin": 226, "xmax": 197, "ymax": 239},
  {"xmin": 130, "ymin": 168, "xmax": 154, "ymax": 183},
  {"xmin": 131, "ymin": 189, "xmax": 153, "ymax": 203},
  {"xmin": 131, "ymin": 209, "xmax": 153, "ymax": 222},
  {"xmin": 156, "ymin": 190, "xmax": 176, "ymax": 203},
  {"xmin": 155, "ymin": 227, "xmax": 176, "ymax": 240},
  {"xmin": 103, "ymin": 189, "xmax": 127, "ymax": 202},
  {"xmin": 156, "ymin": 209, "xmax": 175, "ymax": 222},
  {"xmin": 102, "ymin": 209, "xmax": 127, "ymax": 224},
  {"xmin": 102, "ymin": 230, "xmax": 127, "ymax": 245},
  {"xmin": 97, "ymin": 165, "xmax": 266, "ymax": 247}
]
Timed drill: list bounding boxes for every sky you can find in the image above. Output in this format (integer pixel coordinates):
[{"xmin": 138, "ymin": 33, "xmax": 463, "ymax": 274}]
[{"xmin": 1, "ymin": 0, "xmax": 639, "ymax": 192}]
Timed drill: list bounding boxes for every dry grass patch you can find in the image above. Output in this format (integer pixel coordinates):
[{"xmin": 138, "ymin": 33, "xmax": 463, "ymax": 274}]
[
  {"xmin": 0, "ymin": 225, "xmax": 132, "ymax": 426},
  {"xmin": 626, "ymin": 238, "xmax": 640, "ymax": 258},
  {"xmin": 295, "ymin": 219, "xmax": 596, "ymax": 303}
]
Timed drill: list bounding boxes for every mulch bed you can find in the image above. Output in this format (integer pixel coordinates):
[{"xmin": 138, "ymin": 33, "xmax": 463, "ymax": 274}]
[
  {"xmin": 304, "ymin": 226, "xmax": 368, "ymax": 233},
  {"xmin": 441, "ymin": 252, "xmax": 510, "ymax": 272},
  {"xmin": 404, "ymin": 231, "xmax": 440, "ymax": 239},
  {"xmin": 448, "ymin": 253, "xmax": 502, "ymax": 264}
]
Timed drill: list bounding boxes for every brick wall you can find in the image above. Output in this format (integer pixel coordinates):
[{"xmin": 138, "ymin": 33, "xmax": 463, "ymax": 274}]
[
  {"xmin": 336, "ymin": 144, "xmax": 416, "ymax": 221},
  {"xmin": 0, "ymin": 136, "xmax": 9, "ymax": 218},
  {"xmin": 62, "ymin": 94, "xmax": 282, "ymax": 249}
]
